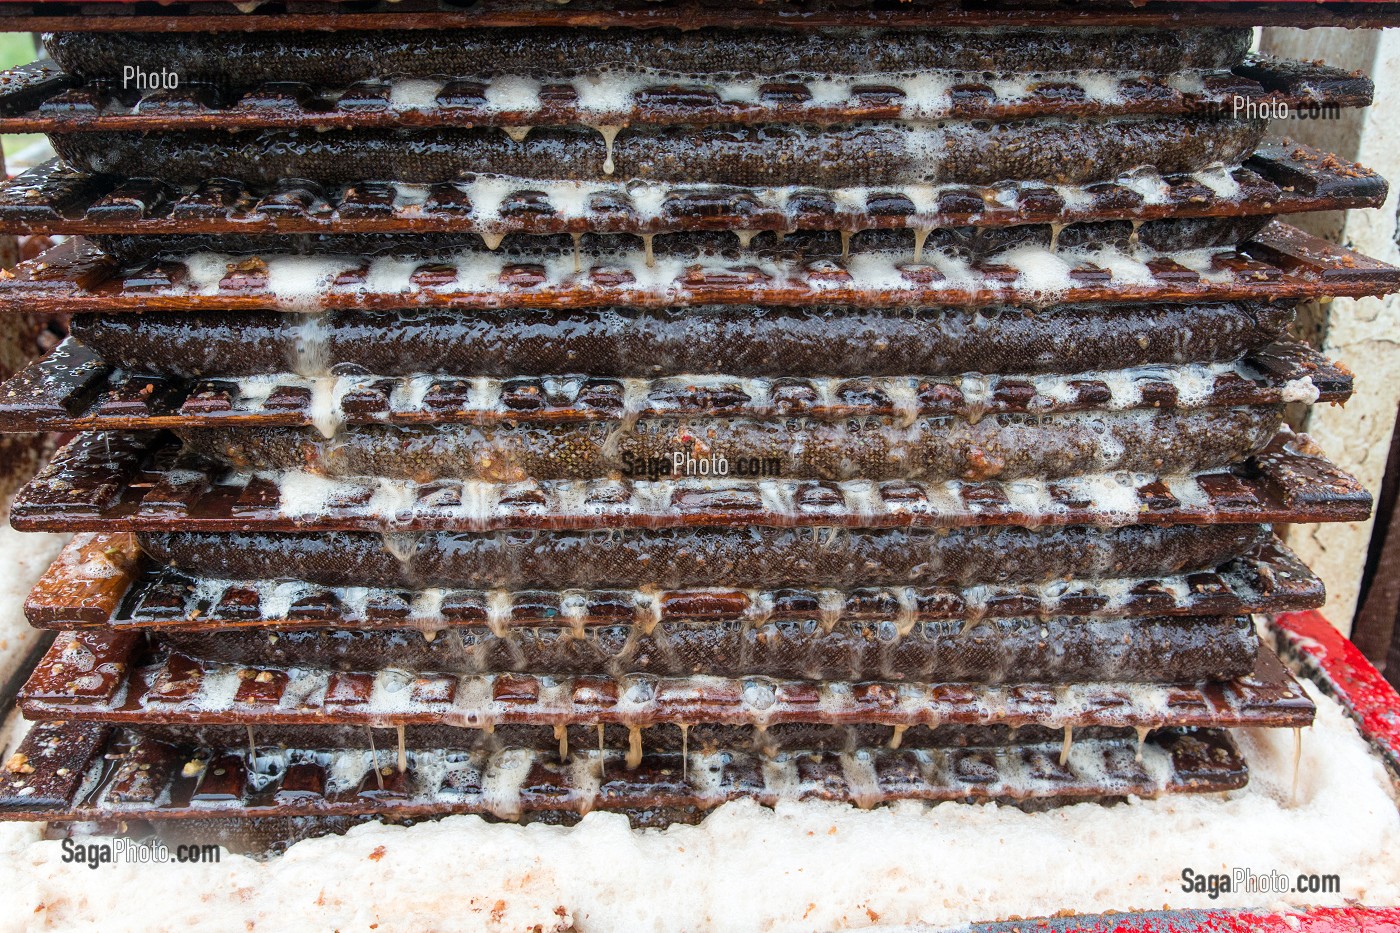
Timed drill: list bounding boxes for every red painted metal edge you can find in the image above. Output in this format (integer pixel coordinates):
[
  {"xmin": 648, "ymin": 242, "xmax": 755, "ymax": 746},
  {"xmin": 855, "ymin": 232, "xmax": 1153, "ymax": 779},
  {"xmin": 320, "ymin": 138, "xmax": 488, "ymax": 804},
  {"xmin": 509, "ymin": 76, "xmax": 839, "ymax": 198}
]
[
  {"xmin": 1272, "ymin": 609, "xmax": 1400, "ymax": 778},
  {"xmin": 962, "ymin": 905, "xmax": 1400, "ymax": 932},
  {"xmin": 958, "ymin": 614, "xmax": 1400, "ymax": 932}
]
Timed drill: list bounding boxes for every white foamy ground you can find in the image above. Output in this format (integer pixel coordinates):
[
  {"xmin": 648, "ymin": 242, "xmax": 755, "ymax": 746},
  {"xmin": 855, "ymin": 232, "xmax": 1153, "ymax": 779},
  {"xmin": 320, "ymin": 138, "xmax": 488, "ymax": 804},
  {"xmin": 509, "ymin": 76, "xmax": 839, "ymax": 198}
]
[
  {"xmin": 0, "ymin": 678, "xmax": 1394, "ymax": 932},
  {"xmin": 0, "ymin": 523, "xmax": 67, "ymax": 692}
]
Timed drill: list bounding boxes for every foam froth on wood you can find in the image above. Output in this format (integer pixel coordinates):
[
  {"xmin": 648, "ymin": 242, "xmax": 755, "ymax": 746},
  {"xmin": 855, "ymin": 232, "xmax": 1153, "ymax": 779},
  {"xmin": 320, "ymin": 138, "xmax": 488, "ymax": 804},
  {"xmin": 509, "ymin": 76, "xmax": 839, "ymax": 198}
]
[{"xmin": 0, "ymin": 680, "xmax": 1393, "ymax": 932}]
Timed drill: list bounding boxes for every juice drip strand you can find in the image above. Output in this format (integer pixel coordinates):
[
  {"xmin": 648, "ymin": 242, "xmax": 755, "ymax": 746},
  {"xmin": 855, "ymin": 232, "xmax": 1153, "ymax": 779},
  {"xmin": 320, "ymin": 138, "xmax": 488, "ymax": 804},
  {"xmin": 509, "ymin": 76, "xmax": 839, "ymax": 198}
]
[
  {"xmin": 366, "ymin": 727, "xmax": 384, "ymax": 790},
  {"xmin": 1292, "ymin": 727, "xmax": 1303, "ymax": 805},
  {"xmin": 597, "ymin": 124, "xmax": 624, "ymax": 175}
]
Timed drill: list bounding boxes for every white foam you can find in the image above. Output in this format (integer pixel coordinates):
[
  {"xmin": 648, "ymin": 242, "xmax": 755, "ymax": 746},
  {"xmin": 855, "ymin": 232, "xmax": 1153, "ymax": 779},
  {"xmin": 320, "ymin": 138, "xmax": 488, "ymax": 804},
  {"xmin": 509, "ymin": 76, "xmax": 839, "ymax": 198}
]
[
  {"xmin": 1281, "ymin": 377, "xmax": 1321, "ymax": 404},
  {"xmin": 1081, "ymin": 248, "xmax": 1156, "ymax": 286},
  {"xmin": 0, "ymin": 524, "xmax": 68, "ymax": 690},
  {"xmin": 17, "ymin": 670, "xmax": 1374, "ymax": 933},
  {"xmin": 263, "ymin": 257, "xmax": 350, "ymax": 313},
  {"xmin": 1054, "ymin": 184, "xmax": 1095, "ymax": 211},
  {"xmin": 483, "ymin": 76, "xmax": 543, "ymax": 112},
  {"xmin": 1116, "ymin": 167, "xmax": 1172, "ymax": 206},
  {"xmin": 386, "ymin": 79, "xmax": 443, "ymax": 111},
  {"xmin": 361, "ymin": 67, "xmax": 1233, "ymax": 124},
  {"xmin": 391, "ymin": 183, "xmax": 431, "ymax": 210},
  {"xmin": 998, "ymin": 246, "xmax": 1076, "ymax": 298},
  {"xmin": 168, "ymin": 171, "xmax": 1254, "ymax": 254},
  {"xmin": 272, "ymin": 471, "xmax": 341, "ymax": 517},
  {"xmin": 1192, "ymin": 164, "xmax": 1243, "ymax": 200},
  {"xmin": 233, "ymin": 375, "xmax": 280, "ymax": 409},
  {"xmin": 572, "ymin": 73, "xmax": 630, "ymax": 113},
  {"xmin": 245, "ymin": 454, "xmax": 1282, "ymax": 524}
]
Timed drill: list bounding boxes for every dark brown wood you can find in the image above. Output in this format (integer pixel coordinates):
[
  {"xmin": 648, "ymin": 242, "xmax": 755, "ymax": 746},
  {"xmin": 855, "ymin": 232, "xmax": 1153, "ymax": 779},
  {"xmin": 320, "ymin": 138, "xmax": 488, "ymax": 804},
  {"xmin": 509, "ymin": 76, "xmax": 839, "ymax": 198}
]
[
  {"xmin": 0, "ymin": 721, "xmax": 109, "ymax": 811},
  {"xmin": 16, "ymin": 631, "xmax": 1316, "ymax": 729},
  {"xmin": 0, "ymin": 222, "xmax": 1396, "ymax": 315},
  {"xmin": 5, "ymin": 428, "xmax": 1374, "ymax": 534},
  {"xmin": 3, "ymin": 1, "xmax": 1400, "ymax": 32},
  {"xmin": 0, "ymin": 62, "xmax": 72, "ymax": 119},
  {"xmin": 1353, "ymin": 403, "xmax": 1400, "ymax": 676},
  {"xmin": 22, "ymin": 531, "xmax": 1326, "ymax": 631},
  {"xmin": 0, "ymin": 142, "xmax": 1385, "ymax": 237},
  {"xmin": 0, "ymin": 720, "xmax": 1250, "ymax": 837},
  {"xmin": 0, "ymin": 58, "xmax": 1371, "ymax": 134},
  {"xmin": 0, "ymin": 338, "xmax": 1352, "ymax": 434}
]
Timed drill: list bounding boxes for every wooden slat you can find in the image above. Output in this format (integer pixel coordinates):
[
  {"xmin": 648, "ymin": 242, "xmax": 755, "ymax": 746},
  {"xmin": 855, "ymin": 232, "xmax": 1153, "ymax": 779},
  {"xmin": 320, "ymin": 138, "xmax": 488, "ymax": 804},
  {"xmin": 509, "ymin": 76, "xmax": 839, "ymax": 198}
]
[
  {"xmin": 0, "ymin": 141, "xmax": 1385, "ymax": 237},
  {"xmin": 14, "ymin": 632, "xmax": 1316, "ymax": 731},
  {"xmin": 1, "ymin": 0, "xmax": 1398, "ymax": 32},
  {"xmin": 0, "ymin": 721, "xmax": 1250, "ymax": 844},
  {"xmin": 0, "ymin": 223, "xmax": 1393, "ymax": 315},
  {"xmin": 7, "ymin": 428, "xmax": 1372, "ymax": 534},
  {"xmin": 0, "ymin": 57, "xmax": 1372, "ymax": 134},
  {"xmin": 0, "ymin": 338, "xmax": 1353, "ymax": 433}
]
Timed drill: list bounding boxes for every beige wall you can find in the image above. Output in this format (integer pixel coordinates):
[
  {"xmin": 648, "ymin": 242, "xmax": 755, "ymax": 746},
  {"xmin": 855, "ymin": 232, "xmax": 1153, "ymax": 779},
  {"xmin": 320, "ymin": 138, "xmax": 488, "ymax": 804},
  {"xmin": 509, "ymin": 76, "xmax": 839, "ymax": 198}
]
[{"xmin": 1261, "ymin": 28, "xmax": 1400, "ymax": 635}]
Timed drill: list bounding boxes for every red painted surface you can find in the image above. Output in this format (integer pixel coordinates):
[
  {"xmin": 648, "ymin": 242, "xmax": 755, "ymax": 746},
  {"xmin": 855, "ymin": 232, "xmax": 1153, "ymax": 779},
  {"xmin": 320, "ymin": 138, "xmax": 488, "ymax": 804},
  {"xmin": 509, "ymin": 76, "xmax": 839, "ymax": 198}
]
[
  {"xmin": 1273, "ymin": 610, "xmax": 1400, "ymax": 776},
  {"xmin": 968, "ymin": 612, "xmax": 1400, "ymax": 933},
  {"xmin": 1148, "ymin": 906, "xmax": 1400, "ymax": 933},
  {"xmin": 966, "ymin": 906, "xmax": 1400, "ymax": 932},
  {"xmin": 1210, "ymin": 907, "xmax": 1400, "ymax": 932}
]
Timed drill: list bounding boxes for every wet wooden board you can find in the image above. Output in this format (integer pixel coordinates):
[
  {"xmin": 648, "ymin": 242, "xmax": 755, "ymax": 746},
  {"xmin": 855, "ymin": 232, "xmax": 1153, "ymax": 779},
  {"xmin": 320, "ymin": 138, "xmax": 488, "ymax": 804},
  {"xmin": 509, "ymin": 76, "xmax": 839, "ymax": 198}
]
[
  {"xmin": 3, "ymin": 1, "xmax": 1399, "ymax": 32},
  {"xmin": 0, "ymin": 141, "xmax": 1383, "ymax": 239},
  {"xmin": 0, "ymin": 721, "xmax": 1249, "ymax": 833},
  {"xmin": 1, "ymin": 222, "xmax": 1394, "ymax": 314},
  {"xmin": 24, "ymin": 532, "xmax": 1325, "ymax": 631},
  {"xmin": 16, "ymin": 631, "xmax": 1315, "ymax": 729},
  {"xmin": 6, "ymin": 428, "xmax": 1373, "ymax": 534},
  {"xmin": 0, "ymin": 58, "xmax": 1371, "ymax": 133},
  {"xmin": 0, "ymin": 338, "xmax": 1350, "ymax": 433}
]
